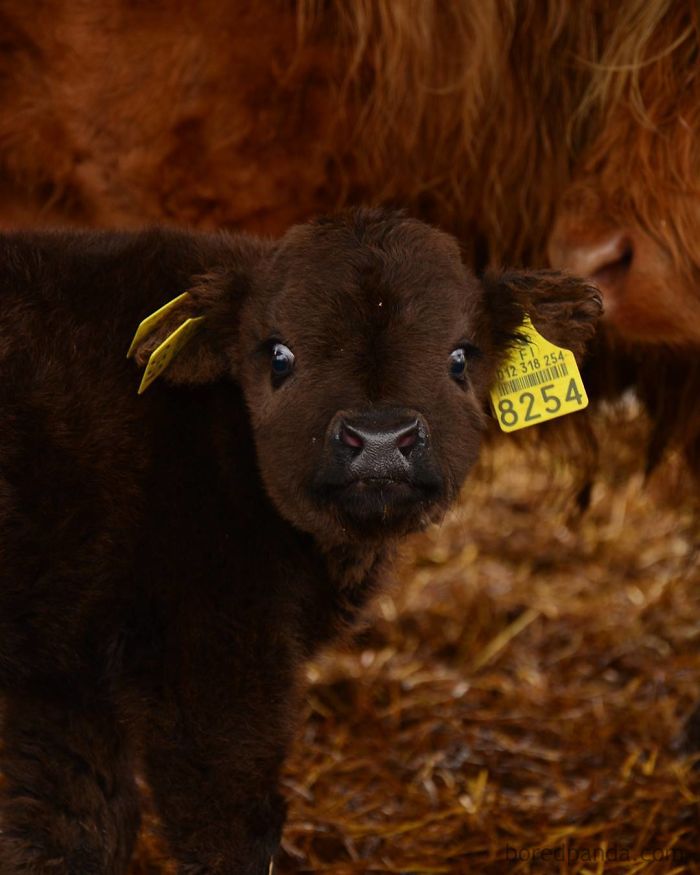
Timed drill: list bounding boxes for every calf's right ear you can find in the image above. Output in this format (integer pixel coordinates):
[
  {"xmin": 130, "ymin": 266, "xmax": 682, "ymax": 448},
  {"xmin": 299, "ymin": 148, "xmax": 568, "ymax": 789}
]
[
  {"xmin": 480, "ymin": 269, "xmax": 603, "ymax": 363},
  {"xmin": 128, "ymin": 238, "xmax": 270, "ymax": 392}
]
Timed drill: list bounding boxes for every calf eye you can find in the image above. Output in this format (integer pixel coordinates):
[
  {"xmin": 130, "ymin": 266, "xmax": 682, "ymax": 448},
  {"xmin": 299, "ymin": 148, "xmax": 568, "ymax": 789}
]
[
  {"xmin": 271, "ymin": 343, "xmax": 295, "ymax": 383},
  {"xmin": 449, "ymin": 344, "xmax": 480, "ymax": 382},
  {"xmin": 449, "ymin": 348, "xmax": 467, "ymax": 380}
]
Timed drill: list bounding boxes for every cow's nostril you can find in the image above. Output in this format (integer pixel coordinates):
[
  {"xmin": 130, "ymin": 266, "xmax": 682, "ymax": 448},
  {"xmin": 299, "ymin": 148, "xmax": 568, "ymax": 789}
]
[
  {"xmin": 549, "ymin": 230, "xmax": 633, "ymax": 282},
  {"xmin": 590, "ymin": 239, "xmax": 633, "ymax": 287}
]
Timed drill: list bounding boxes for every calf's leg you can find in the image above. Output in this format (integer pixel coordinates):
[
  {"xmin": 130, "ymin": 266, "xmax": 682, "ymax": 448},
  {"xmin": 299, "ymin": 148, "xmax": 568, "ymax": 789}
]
[
  {"xmin": 0, "ymin": 692, "xmax": 140, "ymax": 874},
  {"xmin": 134, "ymin": 643, "xmax": 297, "ymax": 875}
]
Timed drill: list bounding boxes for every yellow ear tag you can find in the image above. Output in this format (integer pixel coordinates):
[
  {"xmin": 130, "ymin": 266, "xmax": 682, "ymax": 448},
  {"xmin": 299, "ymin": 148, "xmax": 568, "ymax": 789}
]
[
  {"xmin": 137, "ymin": 316, "xmax": 206, "ymax": 394},
  {"xmin": 489, "ymin": 316, "xmax": 588, "ymax": 432},
  {"xmin": 126, "ymin": 292, "xmax": 191, "ymax": 359}
]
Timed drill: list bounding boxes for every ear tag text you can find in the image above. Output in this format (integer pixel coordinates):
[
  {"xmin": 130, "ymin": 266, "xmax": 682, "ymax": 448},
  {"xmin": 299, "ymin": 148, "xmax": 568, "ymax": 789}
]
[
  {"xmin": 127, "ymin": 292, "xmax": 191, "ymax": 358},
  {"xmin": 136, "ymin": 316, "xmax": 206, "ymax": 394},
  {"xmin": 489, "ymin": 316, "xmax": 588, "ymax": 432}
]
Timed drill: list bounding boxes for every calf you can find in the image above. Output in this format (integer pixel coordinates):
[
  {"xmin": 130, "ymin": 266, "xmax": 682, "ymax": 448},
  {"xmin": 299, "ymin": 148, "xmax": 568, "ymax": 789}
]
[{"xmin": 0, "ymin": 209, "xmax": 601, "ymax": 873}]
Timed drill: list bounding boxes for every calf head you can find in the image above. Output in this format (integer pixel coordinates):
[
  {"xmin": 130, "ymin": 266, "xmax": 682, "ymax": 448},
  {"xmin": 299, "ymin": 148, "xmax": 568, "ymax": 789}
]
[{"xmin": 133, "ymin": 210, "xmax": 601, "ymax": 546}]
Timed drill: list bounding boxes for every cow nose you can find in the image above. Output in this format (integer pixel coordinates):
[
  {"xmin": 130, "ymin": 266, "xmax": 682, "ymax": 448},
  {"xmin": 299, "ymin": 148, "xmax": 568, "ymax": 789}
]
[
  {"xmin": 334, "ymin": 411, "xmax": 426, "ymax": 479},
  {"xmin": 548, "ymin": 229, "xmax": 633, "ymax": 315},
  {"xmin": 549, "ymin": 230, "xmax": 633, "ymax": 281}
]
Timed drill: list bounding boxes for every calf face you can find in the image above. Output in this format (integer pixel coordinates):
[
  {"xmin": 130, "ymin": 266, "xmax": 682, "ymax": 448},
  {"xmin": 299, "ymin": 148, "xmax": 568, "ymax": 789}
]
[{"xmin": 134, "ymin": 209, "xmax": 602, "ymax": 547}]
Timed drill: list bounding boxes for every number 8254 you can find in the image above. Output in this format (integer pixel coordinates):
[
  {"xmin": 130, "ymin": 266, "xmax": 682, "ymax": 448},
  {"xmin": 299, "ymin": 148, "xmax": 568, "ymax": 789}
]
[{"xmin": 497, "ymin": 379, "xmax": 583, "ymax": 428}]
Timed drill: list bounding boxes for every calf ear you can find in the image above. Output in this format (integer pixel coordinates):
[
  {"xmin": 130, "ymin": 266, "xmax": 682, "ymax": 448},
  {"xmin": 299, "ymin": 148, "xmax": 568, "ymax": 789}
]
[
  {"xmin": 129, "ymin": 238, "xmax": 269, "ymax": 390},
  {"xmin": 480, "ymin": 269, "xmax": 603, "ymax": 362}
]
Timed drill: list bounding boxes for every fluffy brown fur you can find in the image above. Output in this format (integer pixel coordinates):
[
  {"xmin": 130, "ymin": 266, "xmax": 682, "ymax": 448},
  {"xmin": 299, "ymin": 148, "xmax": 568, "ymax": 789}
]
[
  {"xmin": 0, "ymin": 1, "xmax": 343, "ymax": 233},
  {"xmin": 0, "ymin": 209, "xmax": 601, "ymax": 873}
]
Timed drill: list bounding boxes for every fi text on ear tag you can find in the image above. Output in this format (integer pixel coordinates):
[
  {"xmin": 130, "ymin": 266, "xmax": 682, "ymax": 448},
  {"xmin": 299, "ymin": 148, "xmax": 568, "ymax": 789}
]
[
  {"xmin": 127, "ymin": 292, "xmax": 191, "ymax": 359},
  {"xmin": 489, "ymin": 316, "xmax": 588, "ymax": 433},
  {"xmin": 137, "ymin": 316, "xmax": 206, "ymax": 394}
]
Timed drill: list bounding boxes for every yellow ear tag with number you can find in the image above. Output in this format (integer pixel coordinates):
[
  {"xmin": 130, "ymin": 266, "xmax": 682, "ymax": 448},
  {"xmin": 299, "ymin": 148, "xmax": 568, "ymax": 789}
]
[
  {"xmin": 136, "ymin": 316, "xmax": 206, "ymax": 394},
  {"xmin": 490, "ymin": 316, "xmax": 588, "ymax": 432}
]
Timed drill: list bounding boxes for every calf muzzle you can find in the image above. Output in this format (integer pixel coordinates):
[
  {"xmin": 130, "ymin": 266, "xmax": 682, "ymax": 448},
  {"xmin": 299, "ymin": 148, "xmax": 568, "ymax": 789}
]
[{"xmin": 333, "ymin": 410, "xmax": 427, "ymax": 483}]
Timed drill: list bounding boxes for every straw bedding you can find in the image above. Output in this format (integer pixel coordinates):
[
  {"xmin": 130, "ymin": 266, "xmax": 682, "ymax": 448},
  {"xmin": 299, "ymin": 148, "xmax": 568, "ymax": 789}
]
[{"xmin": 130, "ymin": 407, "xmax": 700, "ymax": 872}]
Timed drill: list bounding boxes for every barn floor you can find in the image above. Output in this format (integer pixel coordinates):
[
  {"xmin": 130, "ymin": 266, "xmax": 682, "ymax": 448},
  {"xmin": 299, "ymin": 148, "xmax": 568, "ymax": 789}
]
[{"xmin": 130, "ymin": 408, "xmax": 700, "ymax": 874}]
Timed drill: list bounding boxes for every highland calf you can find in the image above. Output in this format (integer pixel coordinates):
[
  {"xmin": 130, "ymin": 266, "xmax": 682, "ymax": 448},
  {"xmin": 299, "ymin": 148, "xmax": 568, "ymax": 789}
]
[{"xmin": 0, "ymin": 209, "xmax": 601, "ymax": 873}]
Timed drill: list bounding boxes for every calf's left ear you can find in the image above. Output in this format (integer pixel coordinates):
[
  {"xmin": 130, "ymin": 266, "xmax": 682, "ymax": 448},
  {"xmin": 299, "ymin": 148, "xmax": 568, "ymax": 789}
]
[{"xmin": 480, "ymin": 269, "xmax": 603, "ymax": 362}]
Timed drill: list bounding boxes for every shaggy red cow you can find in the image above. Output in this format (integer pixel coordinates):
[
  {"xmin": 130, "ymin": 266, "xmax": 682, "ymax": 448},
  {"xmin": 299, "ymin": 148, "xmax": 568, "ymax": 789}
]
[{"xmin": 0, "ymin": 1, "xmax": 696, "ymax": 471}]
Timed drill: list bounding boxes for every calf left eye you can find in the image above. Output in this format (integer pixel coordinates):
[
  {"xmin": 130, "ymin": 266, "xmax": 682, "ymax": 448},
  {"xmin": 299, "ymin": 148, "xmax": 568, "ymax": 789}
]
[
  {"xmin": 449, "ymin": 344, "xmax": 480, "ymax": 381},
  {"xmin": 271, "ymin": 343, "xmax": 295, "ymax": 383},
  {"xmin": 449, "ymin": 348, "xmax": 468, "ymax": 380}
]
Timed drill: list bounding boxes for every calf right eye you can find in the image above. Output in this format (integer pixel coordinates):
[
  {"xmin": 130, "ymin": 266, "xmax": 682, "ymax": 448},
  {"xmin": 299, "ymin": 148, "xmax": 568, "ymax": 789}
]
[{"xmin": 271, "ymin": 343, "xmax": 295, "ymax": 384}]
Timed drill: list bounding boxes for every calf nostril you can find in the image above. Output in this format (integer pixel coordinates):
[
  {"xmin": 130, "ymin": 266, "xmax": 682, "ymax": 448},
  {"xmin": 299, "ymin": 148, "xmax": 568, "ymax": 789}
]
[
  {"xmin": 339, "ymin": 423, "xmax": 364, "ymax": 451},
  {"xmin": 396, "ymin": 421, "xmax": 419, "ymax": 457}
]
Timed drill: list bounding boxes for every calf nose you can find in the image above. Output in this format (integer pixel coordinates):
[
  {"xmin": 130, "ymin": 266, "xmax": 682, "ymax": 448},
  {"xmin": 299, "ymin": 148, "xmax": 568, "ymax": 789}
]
[
  {"xmin": 335, "ymin": 411, "xmax": 426, "ymax": 479},
  {"xmin": 340, "ymin": 418, "xmax": 419, "ymax": 455}
]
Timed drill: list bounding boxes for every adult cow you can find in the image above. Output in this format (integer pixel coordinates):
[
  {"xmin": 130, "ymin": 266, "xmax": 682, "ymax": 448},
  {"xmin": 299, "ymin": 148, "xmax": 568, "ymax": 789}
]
[
  {"xmin": 545, "ymin": 5, "xmax": 700, "ymax": 473},
  {"xmin": 0, "ymin": 0, "xmax": 698, "ymax": 468}
]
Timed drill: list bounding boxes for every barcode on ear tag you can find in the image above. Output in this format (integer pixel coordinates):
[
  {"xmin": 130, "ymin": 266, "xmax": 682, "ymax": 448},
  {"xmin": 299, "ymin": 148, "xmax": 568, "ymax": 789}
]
[
  {"xmin": 137, "ymin": 316, "xmax": 206, "ymax": 394},
  {"xmin": 127, "ymin": 292, "xmax": 191, "ymax": 359},
  {"xmin": 489, "ymin": 316, "xmax": 588, "ymax": 432}
]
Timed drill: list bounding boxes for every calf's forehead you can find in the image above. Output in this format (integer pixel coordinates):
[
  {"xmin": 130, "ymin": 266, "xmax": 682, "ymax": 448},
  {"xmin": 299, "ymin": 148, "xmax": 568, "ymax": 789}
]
[{"xmin": 263, "ymin": 226, "xmax": 477, "ymax": 348}]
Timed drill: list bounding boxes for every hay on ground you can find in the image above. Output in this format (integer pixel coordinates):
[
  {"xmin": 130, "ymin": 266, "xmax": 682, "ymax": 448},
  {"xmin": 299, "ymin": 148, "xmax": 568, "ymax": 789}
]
[{"xmin": 132, "ymin": 407, "xmax": 700, "ymax": 873}]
